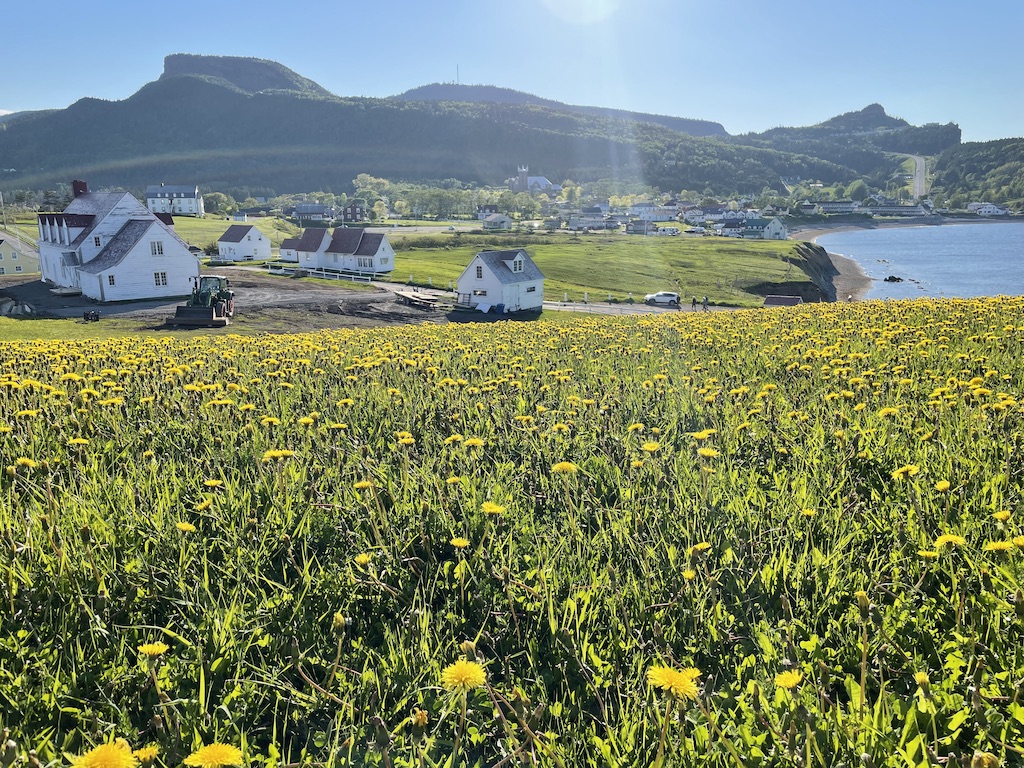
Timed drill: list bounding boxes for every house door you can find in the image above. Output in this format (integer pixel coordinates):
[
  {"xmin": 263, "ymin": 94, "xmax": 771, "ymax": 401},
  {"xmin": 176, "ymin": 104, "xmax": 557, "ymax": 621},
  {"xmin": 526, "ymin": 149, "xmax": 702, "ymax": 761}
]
[{"xmin": 509, "ymin": 285, "xmax": 519, "ymax": 312}]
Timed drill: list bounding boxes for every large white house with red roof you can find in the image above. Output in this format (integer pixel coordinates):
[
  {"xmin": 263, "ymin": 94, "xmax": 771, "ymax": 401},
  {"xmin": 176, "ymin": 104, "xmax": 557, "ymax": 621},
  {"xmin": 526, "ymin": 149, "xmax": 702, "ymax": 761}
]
[
  {"xmin": 37, "ymin": 180, "xmax": 200, "ymax": 302},
  {"xmin": 278, "ymin": 227, "xmax": 394, "ymax": 275}
]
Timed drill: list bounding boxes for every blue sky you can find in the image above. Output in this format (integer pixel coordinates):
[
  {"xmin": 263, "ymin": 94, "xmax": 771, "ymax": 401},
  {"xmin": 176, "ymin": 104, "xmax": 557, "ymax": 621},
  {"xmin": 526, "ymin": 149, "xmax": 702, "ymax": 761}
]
[{"xmin": 4, "ymin": 0, "xmax": 1021, "ymax": 143}]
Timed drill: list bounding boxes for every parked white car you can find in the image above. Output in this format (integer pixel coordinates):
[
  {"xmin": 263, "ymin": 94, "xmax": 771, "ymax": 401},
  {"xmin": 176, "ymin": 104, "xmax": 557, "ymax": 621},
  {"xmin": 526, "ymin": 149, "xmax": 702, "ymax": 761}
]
[{"xmin": 644, "ymin": 291, "xmax": 679, "ymax": 306}]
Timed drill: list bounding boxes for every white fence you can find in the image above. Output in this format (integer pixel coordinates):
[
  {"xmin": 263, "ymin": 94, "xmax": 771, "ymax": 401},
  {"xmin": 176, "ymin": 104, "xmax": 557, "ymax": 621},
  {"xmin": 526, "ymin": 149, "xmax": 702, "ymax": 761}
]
[{"xmin": 265, "ymin": 265, "xmax": 373, "ymax": 283}]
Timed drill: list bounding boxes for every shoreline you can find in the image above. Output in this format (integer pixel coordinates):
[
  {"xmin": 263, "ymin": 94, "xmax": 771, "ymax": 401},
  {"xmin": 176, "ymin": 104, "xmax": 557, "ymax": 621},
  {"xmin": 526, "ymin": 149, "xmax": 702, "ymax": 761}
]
[{"xmin": 789, "ymin": 216, "xmax": 1023, "ymax": 302}]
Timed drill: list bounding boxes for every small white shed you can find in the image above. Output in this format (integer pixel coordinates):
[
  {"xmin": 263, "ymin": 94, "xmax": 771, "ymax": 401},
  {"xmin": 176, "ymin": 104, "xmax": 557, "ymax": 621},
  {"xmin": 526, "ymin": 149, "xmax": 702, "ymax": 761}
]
[
  {"xmin": 456, "ymin": 249, "xmax": 544, "ymax": 313},
  {"xmin": 218, "ymin": 224, "xmax": 270, "ymax": 261}
]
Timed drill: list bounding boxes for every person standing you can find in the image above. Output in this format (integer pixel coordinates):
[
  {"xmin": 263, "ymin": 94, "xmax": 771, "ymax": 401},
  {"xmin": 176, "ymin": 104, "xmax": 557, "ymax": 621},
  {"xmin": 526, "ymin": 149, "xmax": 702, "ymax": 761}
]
[
  {"xmin": 691, "ymin": 296, "xmax": 697, "ymax": 311},
  {"xmin": 701, "ymin": 296, "xmax": 709, "ymax": 312}
]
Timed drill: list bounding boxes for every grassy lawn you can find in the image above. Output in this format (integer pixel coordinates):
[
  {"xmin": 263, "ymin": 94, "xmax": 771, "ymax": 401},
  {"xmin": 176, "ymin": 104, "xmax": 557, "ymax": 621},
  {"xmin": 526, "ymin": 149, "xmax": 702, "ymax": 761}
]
[{"xmin": 390, "ymin": 232, "xmax": 814, "ymax": 306}]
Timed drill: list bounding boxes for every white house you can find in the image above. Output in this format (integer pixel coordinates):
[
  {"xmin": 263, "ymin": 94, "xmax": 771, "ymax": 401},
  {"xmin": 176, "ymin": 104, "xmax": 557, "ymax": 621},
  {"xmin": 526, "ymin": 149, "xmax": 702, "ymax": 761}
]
[
  {"xmin": 456, "ymin": 249, "xmax": 544, "ymax": 313},
  {"xmin": 145, "ymin": 183, "xmax": 205, "ymax": 217},
  {"xmin": 971, "ymin": 202, "xmax": 1008, "ymax": 216},
  {"xmin": 0, "ymin": 236, "xmax": 40, "ymax": 275},
  {"xmin": 38, "ymin": 180, "xmax": 199, "ymax": 301},
  {"xmin": 742, "ymin": 217, "xmax": 788, "ymax": 240},
  {"xmin": 482, "ymin": 213, "xmax": 514, "ymax": 230},
  {"xmin": 217, "ymin": 224, "xmax": 270, "ymax": 261},
  {"xmin": 286, "ymin": 227, "xmax": 394, "ymax": 274}
]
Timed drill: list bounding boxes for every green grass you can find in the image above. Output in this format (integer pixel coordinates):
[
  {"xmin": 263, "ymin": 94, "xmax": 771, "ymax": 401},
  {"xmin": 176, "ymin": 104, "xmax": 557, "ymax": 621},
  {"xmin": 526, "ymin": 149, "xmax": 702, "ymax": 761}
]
[{"xmin": 391, "ymin": 233, "xmax": 813, "ymax": 306}]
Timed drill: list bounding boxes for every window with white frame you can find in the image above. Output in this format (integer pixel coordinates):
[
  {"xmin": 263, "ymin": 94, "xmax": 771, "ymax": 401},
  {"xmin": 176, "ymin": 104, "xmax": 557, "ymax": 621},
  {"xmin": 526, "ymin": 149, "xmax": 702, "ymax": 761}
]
[
  {"xmin": 475, "ymin": 265, "xmax": 483, "ymax": 279},
  {"xmin": 14, "ymin": 266, "xmax": 22, "ymax": 273},
  {"xmin": 108, "ymin": 275, "xmax": 116, "ymax": 286},
  {"xmin": 10, "ymin": 252, "xmax": 16, "ymax": 260},
  {"xmin": 94, "ymin": 236, "xmax": 101, "ymax": 248},
  {"xmin": 472, "ymin": 290, "xmax": 487, "ymax": 296},
  {"xmin": 0, "ymin": 267, "xmax": 5, "ymax": 275},
  {"xmin": 154, "ymin": 272, "xmax": 167, "ymax": 287},
  {"xmin": 151, "ymin": 241, "xmax": 164, "ymax": 256},
  {"xmin": 357, "ymin": 257, "xmax": 373, "ymax": 269},
  {"xmin": 526, "ymin": 286, "xmax": 536, "ymax": 293}
]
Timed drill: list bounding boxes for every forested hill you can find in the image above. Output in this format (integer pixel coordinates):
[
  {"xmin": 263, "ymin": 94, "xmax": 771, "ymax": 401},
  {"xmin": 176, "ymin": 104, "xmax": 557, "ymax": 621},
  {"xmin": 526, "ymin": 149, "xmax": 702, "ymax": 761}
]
[
  {"xmin": 0, "ymin": 55, "xmax": 943, "ymax": 195},
  {"xmin": 930, "ymin": 138, "xmax": 1024, "ymax": 204},
  {"xmin": 728, "ymin": 104, "xmax": 962, "ymax": 181},
  {"xmin": 393, "ymin": 83, "xmax": 728, "ymax": 138}
]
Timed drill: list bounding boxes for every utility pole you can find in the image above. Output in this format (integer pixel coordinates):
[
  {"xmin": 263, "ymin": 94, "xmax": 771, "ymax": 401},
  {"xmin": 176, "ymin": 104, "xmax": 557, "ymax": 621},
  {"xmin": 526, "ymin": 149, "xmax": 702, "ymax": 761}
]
[{"xmin": 0, "ymin": 191, "xmax": 7, "ymax": 233}]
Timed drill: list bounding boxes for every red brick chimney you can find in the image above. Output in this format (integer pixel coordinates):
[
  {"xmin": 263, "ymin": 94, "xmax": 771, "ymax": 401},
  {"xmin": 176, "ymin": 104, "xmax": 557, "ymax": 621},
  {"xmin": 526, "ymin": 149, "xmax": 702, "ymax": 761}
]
[{"xmin": 72, "ymin": 180, "xmax": 89, "ymax": 198}]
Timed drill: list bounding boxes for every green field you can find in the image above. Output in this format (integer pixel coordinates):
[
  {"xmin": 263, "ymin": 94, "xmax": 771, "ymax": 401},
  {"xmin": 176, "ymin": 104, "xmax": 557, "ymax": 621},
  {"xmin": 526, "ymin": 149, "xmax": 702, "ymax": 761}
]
[
  {"xmin": 2, "ymin": 298, "xmax": 1023, "ymax": 767},
  {"xmin": 391, "ymin": 232, "xmax": 818, "ymax": 306}
]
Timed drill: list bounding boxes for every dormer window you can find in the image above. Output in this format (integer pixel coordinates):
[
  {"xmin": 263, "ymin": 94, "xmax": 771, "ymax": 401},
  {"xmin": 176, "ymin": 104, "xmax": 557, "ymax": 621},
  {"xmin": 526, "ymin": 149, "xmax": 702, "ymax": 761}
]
[
  {"xmin": 511, "ymin": 257, "xmax": 524, "ymax": 273},
  {"xmin": 94, "ymin": 236, "xmax": 101, "ymax": 248}
]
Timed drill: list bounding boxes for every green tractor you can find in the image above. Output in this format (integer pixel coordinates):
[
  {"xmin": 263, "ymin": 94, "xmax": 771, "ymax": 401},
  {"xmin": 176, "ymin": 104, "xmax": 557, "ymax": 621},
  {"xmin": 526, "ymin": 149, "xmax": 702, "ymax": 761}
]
[{"xmin": 173, "ymin": 275, "xmax": 235, "ymax": 327}]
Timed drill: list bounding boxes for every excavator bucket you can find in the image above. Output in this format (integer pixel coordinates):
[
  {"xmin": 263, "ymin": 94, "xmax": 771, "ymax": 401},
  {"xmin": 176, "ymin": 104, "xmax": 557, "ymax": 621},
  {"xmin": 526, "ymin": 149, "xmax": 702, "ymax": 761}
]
[{"xmin": 173, "ymin": 305, "xmax": 230, "ymax": 327}]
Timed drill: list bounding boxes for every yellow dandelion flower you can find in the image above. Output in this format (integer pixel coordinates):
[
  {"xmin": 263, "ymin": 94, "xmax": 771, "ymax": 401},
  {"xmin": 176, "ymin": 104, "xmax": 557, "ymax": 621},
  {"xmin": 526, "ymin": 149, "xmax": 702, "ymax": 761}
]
[
  {"xmin": 934, "ymin": 480, "xmax": 951, "ymax": 492},
  {"xmin": 440, "ymin": 659, "xmax": 486, "ymax": 693},
  {"xmin": 690, "ymin": 429, "xmax": 716, "ymax": 440},
  {"xmin": 194, "ymin": 498, "xmax": 213, "ymax": 512},
  {"xmin": 68, "ymin": 438, "xmax": 90, "ymax": 446},
  {"xmin": 689, "ymin": 542, "xmax": 712, "ymax": 555},
  {"xmin": 891, "ymin": 465, "xmax": 920, "ymax": 480},
  {"xmin": 411, "ymin": 708, "xmax": 429, "ymax": 728},
  {"xmin": 627, "ymin": 423, "xmax": 645, "ymax": 432},
  {"xmin": 398, "ymin": 436, "xmax": 415, "ymax": 446},
  {"xmin": 683, "ymin": 569, "xmax": 696, "ymax": 581},
  {"xmin": 446, "ymin": 476, "xmax": 462, "ymax": 485},
  {"xmin": 914, "ymin": 671, "xmax": 930, "ymax": 689},
  {"xmin": 132, "ymin": 746, "xmax": 159, "ymax": 764},
  {"xmin": 444, "ymin": 434, "xmax": 463, "ymax": 445},
  {"xmin": 697, "ymin": 447, "xmax": 719, "ymax": 459},
  {"xmin": 918, "ymin": 550, "xmax": 939, "ymax": 559},
  {"xmin": 70, "ymin": 740, "xmax": 137, "ymax": 768},
  {"xmin": 983, "ymin": 540, "xmax": 1013, "ymax": 553},
  {"xmin": 298, "ymin": 417, "xmax": 314, "ymax": 427},
  {"xmin": 354, "ymin": 552, "xmax": 373, "ymax": 566},
  {"xmin": 138, "ymin": 642, "xmax": 169, "ymax": 658},
  {"xmin": 801, "ymin": 508, "xmax": 816, "ymax": 518},
  {"xmin": 647, "ymin": 665, "xmax": 700, "ymax": 700},
  {"xmin": 1014, "ymin": 536, "xmax": 1024, "ymax": 549},
  {"xmin": 775, "ymin": 669, "xmax": 803, "ymax": 690},
  {"xmin": 354, "ymin": 480, "xmax": 373, "ymax": 490},
  {"xmin": 203, "ymin": 479, "xmax": 223, "ymax": 488},
  {"xmin": 176, "ymin": 521, "xmax": 196, "ymax": 533},
  {"xmin": 183, "ymin": 743, "xmax": 244, "ymax": 768},
  {"xmin": 971, "ymin": 752, "xmax": 999, "ymax": 768},
  {"xmin": 482, "ymin": 501, "xmax": 506, "ymax": 515},
  {"xmin": 451, "ymin": 537, "xmax": 471, "ymax": 550},
  {"xmin": 935, "ymin": 534, "xmax": 967, "ymax": 548},
  {"xmin": 641, "ymin": 441, "xmax": 661, "ymax": 453},
  {"xmin": 993, "ymin": 510, "xmax": 1011, "ymax": 522},
  {"xmin": 14, "ymin": 457, "xmax": 37, "ymax": 469},
  {"xmin": 551, "ymin": 461, "xmax": 579, "ymax": 474},
  {"xmin": 464, "ymin": 437, "xmax": 485, "ymax": 449}
]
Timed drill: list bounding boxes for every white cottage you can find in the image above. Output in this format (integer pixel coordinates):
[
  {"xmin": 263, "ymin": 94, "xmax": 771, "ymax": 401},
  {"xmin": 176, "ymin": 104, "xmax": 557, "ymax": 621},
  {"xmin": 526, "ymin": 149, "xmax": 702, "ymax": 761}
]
[
  {"xmin": 218, "ymin": 224, "xmax": 270, "ymax": 261},
  {"xmin": 287, "ymin": 227, "xmax": 394, "ymax": 275},
  {"xmin": 0, "ymin": 235, "xmax": 40, "ymax": 275},
  {"xmin": 37, "ymin": 181, "xmax": 199, "ymax": 301},
  {"xmin": 456, "ymin": 249, "xmax": 544, "ymax": 313},
  {"xmin": 145, "ymin": 183, "xmax": 205, "ymax": 217}
]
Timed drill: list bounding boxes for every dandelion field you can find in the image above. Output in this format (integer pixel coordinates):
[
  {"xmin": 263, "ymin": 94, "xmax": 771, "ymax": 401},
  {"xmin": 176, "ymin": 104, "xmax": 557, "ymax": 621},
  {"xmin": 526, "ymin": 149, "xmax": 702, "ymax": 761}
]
[{"xmin": 2, "ymin": 298, "xmax": 1024, "ymax": 767}]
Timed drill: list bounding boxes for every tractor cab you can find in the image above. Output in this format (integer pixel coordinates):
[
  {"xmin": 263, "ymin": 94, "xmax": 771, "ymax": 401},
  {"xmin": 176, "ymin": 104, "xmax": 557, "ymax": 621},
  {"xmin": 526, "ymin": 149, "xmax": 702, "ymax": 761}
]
[{"xmin": 173, "ymin": 275, "xmax": 236, "ymax": 327}]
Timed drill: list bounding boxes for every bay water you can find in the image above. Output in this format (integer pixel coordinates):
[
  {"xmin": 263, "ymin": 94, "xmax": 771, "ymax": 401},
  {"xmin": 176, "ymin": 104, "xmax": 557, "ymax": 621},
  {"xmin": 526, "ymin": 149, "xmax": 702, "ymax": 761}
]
[{"xmin": 815, "ymin": 221, "xmax": 1024, "ymax": 300}]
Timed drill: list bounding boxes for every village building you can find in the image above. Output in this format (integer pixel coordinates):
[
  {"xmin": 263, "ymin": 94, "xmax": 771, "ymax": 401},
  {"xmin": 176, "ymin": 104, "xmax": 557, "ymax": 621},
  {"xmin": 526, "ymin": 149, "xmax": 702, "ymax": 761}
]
[
  {"xmin": 625, "ymin": 219, "xmax": 658, "ymax": 235},
  {"xmin": 742, "ymin": 217, "xmax": 789, "ymax": 240},
  {"xmin": 0, "ymin": 235, "xmax": 40, "ymax": 275},
  {"xmin": 293, "ymin": 203, "xmax": 336, "ymax": 223},
  {"xmin": 145, "ymin": 183, "xmax": 205, "ymax": 217},
  {"xmin": 968, "ymin": 202, "xmax": 1009, "ymax": 216},
  {"xmin": 456, "ymin": 249, "xmax": 544, "ymax": 313},
  {"xmin": 281, "ymin": 226, "xmax": 394, "ymax": 274},
  {"xmin": 482, "ymin": 213, "xmax": 514, "ymax": 230},
  {"xmin": 341, "ymin": 201, "xmax": 367, "ymax": 223},
  {"xmin": 476, "ymin": 204, "xmax": 499, "ymax": 220},
  {"xmin": 508, "ymin": 166, "xmax": 562, "ymax": 195},
  {"xmin": 38, "ymin": 180, "xmax": 199, "ymax": 301},
  {"xmin": 217, "ymin": 224, "xmax": 270, "ymax": 261}
]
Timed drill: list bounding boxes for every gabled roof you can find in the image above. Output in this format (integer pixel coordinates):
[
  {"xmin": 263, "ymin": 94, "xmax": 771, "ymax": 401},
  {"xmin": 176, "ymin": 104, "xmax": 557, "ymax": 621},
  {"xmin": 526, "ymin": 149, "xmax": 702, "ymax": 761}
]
[
  {"xmin": 473, "ymin": 249, "xmax": 544, "ymax": 285},
  {"xmin": 280, "ymin": 237, "xmax": 300, "ymax": 249},
  {"xmin": 354, "ymin": 232, "xmax": 385, "ymax": 256},
  {"xmin": 155, "ymin": 213, "xmax": 175, "ymax": 227},
  {"xmin": 78, "ymin": 220, "xmax": 157, "ymax": 274},
  {"xmin": 145, "ymin": 185, "xmax": 199, "ymax": 198},
  {"xmin": 219, "ymin": 224, "xmax": 256, "ymax": 243},
  {"xmin": 326, "ymin": 228, "xmax": 362, "ymax": 254},
  {"xmin": 484, "ymin": 213, "xmax": 511, "ymax": 222},
  {"xmin": 295, "ymin": 228, "xmax": 330, "ymax": 252}
]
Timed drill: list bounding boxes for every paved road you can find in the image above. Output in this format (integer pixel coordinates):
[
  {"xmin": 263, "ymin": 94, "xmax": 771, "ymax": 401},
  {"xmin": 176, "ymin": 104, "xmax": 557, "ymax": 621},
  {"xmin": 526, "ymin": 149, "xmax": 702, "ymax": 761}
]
[{"xmin": 898, "ymin": 153, "xmax": 927, "ymax": 199}]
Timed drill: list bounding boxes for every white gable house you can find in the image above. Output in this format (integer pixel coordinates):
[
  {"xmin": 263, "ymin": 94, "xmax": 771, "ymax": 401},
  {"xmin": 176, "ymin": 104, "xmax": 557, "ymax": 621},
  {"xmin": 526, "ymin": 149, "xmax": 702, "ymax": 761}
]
[
  {"xmin": 38, "ymin": 180, "xmax": 199, "ymax": 301},
  {"xmin": 145, "ymin": 184, "xmax": 205, "ymax": 217},
  {"xmin": 456, "ymin": 249, "xmax": 544, "ymax": 313},
  {"xmin": 218, "ymin": 224, "xmax": 270, "ymax": 261},
  {"xmin": 285, "ymin": 227, "xmax": 394, "ymax": 275}
]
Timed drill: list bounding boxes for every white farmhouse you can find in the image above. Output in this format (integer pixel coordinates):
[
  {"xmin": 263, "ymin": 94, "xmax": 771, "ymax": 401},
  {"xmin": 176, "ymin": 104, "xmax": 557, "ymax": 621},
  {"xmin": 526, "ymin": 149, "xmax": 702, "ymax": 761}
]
[
  {"xmin": 742, "ymin": 217, "xmax": 788, "ymax": 240},
  {"xmin": 482, "ymin": 213, "xmax": 514, "ymax": 230},
  {"xmin": 218, "ymin": 224, "xmax": 270, "ymax": 261},
  {"xmin": 38, "ymin": 180, "xmax": 199, "ymax": 301},
  {"xmin": 145, "ymin": 183, "xmax": 205, "ymax": 217},
  {"xmin": 456, "ymin": 249, "xmax": 544, "ymax": 313},
  {"xmin": 286, "ymin": 227, "xmax": 395, "ymax": 275}
]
